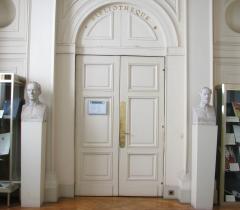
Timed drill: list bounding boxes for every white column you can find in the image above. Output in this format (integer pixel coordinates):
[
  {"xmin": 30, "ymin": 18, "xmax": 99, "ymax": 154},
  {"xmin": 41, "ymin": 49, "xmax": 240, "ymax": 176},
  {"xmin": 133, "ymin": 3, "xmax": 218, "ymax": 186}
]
[
  {"xmin": 164, "ymin": 55, "xmax": 187, "ymax": 199},
  {"xmin": 191, "ymin": 124, "xmax": 218, "ymax": 210},
  {"xmin": 188, "ymin": 0, "xmax": 213, "ymax": 165},
  {"xmin": 21, "ymin": 121, "xmax": 47, "ymax": 207},
  {"xmin": 55, "ymin": 53, "xmax": 75, "ymax": 197},
  {"xmin": 27, "ymin": 0, "xmax": 58, "ymax": 201}
]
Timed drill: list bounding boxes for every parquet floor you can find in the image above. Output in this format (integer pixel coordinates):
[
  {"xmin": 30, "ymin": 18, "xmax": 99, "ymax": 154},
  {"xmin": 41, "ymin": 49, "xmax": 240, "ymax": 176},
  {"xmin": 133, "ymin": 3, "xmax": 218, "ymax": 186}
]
[{"xmin": 0, "ymin": 197, "xmax": 240, "ymax": 210}]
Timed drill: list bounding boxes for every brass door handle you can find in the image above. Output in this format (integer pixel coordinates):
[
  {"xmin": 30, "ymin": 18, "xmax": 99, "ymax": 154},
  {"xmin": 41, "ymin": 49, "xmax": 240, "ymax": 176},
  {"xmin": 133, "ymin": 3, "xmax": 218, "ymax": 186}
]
[
  {"xmin": 119, "ymin": 102, "xmax": 126, "ymax": 148},
  {"xmin": 120, "ymin": 132, "xmax": 130, "ymax": 135}
]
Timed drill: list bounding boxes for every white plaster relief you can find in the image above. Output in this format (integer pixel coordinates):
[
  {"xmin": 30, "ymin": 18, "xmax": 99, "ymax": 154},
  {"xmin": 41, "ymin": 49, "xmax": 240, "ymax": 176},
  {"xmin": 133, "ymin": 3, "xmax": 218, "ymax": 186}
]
[
  {"xmin": 0, "ymin": 0, "xmax": 19, "ymax": 33},
  {"xmin": 165, "ymin": 0, "xmax": 177, "ymax": 13},
  {"xmin": 56, "ymin": 0, "xmax": 183, "ymax": 49},
  {"xmin": 0, "ymin": 0, "xmax": 16, "ymax": 28},
  {"xmin": 62, "ymin": 0, "xmax": 79, "ymax": 18},
  {"xmin": 83, "ymin": 4, "xmax": 157, "ymax": 32},
  {"xmin": 77, "ymin": 3, "xmax": 169, "ymax": 48},
  {"xmin": 214, "ymin": 0, "xmax": 240, "ymax": 47},
  {"xmin": 155, "ymin": 0, "xmax": 180, "ymax": 20},
  {"xmin": 225, "ymin": 0, "xmax": 240, "ymax": 33},
  {"xmin": 0, "ymin": 0, "xmax": 29, "ymax": 41},
  {"xmin": 80, "ymin": 3, "xmax": 161, "ymax": 44}
]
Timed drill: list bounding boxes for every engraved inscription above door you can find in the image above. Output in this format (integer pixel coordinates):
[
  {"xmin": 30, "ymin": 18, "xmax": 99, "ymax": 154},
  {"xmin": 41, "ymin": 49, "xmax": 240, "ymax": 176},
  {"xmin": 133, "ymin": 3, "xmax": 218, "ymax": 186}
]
[
  {"xmin": 77, "ymin": 4, "xmax": 165, "ymax": 48},
  {"xmin": 75, "ymin": 55, "xmax": 164, "ymax": 196}
]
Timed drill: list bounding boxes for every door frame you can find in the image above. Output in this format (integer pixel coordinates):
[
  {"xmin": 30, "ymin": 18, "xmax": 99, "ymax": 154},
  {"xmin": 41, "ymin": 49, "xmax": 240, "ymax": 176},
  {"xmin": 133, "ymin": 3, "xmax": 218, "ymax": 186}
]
[
  {"xmin": 54, "ymin": 0, "xmax": 187, "ymax": 199},
  {"xmin": 74, "ymin": 54, "xmax": 166, "ymax": 196}
]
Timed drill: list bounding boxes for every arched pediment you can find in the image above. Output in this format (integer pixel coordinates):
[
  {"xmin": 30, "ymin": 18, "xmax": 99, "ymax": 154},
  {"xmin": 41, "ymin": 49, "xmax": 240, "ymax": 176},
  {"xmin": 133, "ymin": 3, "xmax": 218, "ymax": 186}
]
[
  {"xmin": 76, "ymin": 3, "xmax": 166, "ymax": 48},
  {"xmin": 56, "ymin": 0, "xmax": 184, "ymax": 51}
]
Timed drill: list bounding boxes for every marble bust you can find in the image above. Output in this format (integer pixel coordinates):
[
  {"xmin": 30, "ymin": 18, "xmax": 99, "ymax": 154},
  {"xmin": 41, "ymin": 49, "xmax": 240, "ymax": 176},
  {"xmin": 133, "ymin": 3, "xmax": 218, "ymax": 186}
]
[
  {"xmin": 193, "ymin": 87, "xmax": 216, "ymax": 125},
  {"xmin": 21, "ymin": 81, "xmax": 47, "ymax": 122}
]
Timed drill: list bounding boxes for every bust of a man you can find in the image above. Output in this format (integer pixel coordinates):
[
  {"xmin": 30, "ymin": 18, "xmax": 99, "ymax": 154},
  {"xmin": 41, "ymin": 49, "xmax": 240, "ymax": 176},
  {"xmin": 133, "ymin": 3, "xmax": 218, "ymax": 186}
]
[
  {"xmin": 21, "ymin": 81, "xmax": 47, "ymax": 122},
  {"xmin": 193, "ymin": 87, "xmax": 216, "ymax": 125}
]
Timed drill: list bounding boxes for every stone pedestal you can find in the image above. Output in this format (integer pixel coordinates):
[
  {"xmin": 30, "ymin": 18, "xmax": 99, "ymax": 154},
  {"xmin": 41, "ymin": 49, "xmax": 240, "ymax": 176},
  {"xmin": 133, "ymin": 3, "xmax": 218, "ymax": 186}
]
[
  {"xmin": 21, "ymin": 121, "xmax": 47, "ymax": 207},
  {"xmin": 191, "ymin": 124, "xmax": 218, "ymax": 210}
]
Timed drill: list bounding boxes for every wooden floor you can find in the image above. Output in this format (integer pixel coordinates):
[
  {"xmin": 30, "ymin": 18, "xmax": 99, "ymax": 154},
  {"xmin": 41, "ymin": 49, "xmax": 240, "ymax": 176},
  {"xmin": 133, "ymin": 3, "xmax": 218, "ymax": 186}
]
[{"xmin": 0, "ymin": 197, "xmax": 240, "ymax": 210}]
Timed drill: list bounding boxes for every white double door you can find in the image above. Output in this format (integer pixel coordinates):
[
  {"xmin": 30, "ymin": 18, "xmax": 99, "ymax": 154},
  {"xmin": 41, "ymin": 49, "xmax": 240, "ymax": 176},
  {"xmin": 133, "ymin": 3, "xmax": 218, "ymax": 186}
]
[{"xmin": 75, "ymin": 55, "xmax": 165, "ymax": 196}]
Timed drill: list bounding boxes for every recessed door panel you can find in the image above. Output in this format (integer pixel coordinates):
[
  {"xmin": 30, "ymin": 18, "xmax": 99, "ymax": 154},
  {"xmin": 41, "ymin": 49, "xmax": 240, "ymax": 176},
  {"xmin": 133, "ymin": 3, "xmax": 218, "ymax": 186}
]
[
  {"xmin": 81, "ymin": 153, "xmax": 112, "ymax": 180},
  {"xmin": 84, "ymin": 64, "xmax": 113, "ymax": 90},
  {"xmin": 128, "ymin": 153, "xmax": 157, "ymax": 180},
  {"xmin": 129, "ymin": 64, "xmax": 159, "ymax": 91},
  {"xmin": 128, "ymin": 98, "xmax": 158, "ymax": 147}
]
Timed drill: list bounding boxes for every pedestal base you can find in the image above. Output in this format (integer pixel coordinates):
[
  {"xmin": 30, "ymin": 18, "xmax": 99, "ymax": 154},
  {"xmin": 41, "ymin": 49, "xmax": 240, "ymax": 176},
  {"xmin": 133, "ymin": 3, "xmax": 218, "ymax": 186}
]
[
  {"xmin": 191, "ymin": 124, "xmax": 218, "ymax": 210},
  {"xmin": 21, "ymin": 121, "xmax": 47, "ymax": 207}
]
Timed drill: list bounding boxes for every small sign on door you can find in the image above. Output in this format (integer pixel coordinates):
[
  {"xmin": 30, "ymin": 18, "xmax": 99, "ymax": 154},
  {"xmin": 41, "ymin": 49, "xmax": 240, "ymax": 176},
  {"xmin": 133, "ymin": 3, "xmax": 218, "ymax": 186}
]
[{"xmin": 88, "ymin": 100, "xmax": 108, "ymax": 115}]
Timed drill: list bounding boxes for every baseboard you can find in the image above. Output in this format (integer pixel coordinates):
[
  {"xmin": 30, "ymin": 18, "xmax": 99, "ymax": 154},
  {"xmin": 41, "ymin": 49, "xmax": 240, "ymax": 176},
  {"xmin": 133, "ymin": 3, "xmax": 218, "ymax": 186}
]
[
  {"xmin": 177, "ymin": 173, "xmax": 191, "ymax": 203},
  {"xmin": 163, "ymin": 185, "xmax": 179, "ymax": 199},
  {"xmin": 178, "ymin": 188, "xmax": 191, "ymax": 203},
  {"xmin": 45, "ymin": 172, "xmax": 59, "ymax": 202},
  {"xmin": 21, "ymin": 199, "xmax": 42, "ymax": 207},
  {"xmin": 59, "ymin": 184, "xmax": 74, "ymax": 197}
]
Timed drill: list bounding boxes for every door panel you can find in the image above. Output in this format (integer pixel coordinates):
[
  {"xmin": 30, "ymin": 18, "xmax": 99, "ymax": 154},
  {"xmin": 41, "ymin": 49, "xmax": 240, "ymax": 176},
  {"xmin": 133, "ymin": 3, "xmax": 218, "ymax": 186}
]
[
  {"xmin": 128, "ymin": 98, "xmax": 158, "ymax": 147},
  {"xmin": 75, "ymin": 55, "xmax": 164, "ymax": 196},
  {"xmin": 119, "ymin": 56, "xmax": 164, "ymax": 196},
  {"xmin": 75, "ymin": 56, "xmax": 120, "ymax": 196}
]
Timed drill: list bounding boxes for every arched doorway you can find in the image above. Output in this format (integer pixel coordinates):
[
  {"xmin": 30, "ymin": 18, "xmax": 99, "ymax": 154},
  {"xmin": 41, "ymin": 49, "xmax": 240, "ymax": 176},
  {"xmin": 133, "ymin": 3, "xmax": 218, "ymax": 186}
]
[
  {"xmin": 55, "ymin": 0, "xmax": 186, "ymax": 199},
  {"xmin": 75, "ymin": 3, "xmax": 167, "ymax": 197}
]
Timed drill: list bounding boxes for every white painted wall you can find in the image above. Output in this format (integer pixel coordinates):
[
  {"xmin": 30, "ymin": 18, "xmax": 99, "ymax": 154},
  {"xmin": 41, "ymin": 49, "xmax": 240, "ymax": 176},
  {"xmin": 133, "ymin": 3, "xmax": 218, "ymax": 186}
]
[
  {"xmin": 28, "ymin": 0, "xmax": 58, "ymax": 202},
  {"xmin": 187, "ymin": 0, "xmax": 213, "ymax": 171},
  {"xmin": 0, "ymin": 0, "xmax": 216, "ymax": 203}
]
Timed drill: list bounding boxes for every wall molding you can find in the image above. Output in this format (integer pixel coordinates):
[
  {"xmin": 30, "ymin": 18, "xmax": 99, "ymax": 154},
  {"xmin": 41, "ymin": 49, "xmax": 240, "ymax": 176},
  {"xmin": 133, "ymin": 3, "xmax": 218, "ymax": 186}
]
[
  {"xmin": 214, "ymin": 0, "xmax": 240, "ymax": 56},
  {"xmin": 214, "ymin": 42, "xmax": 240, "ymax": 58},
  {"xmin": 55, "ymin": 44, "xmax": 186, "ymax": 56},
  {"xmin": 0, "ymin": 54, "xmax": 27, "ymax": 77},
  {"xmin": 0, "ymin": 0, "xmax": 29, "ymax": 41},
  {"xmin": 0, "ymin": 41, "xmax": 28, "ymax": 54},
  {"xmin": 214, "ymin": 58, "xmax": 240, "ymax": 85}
]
